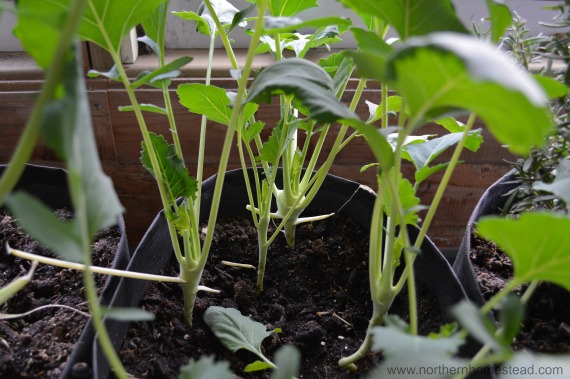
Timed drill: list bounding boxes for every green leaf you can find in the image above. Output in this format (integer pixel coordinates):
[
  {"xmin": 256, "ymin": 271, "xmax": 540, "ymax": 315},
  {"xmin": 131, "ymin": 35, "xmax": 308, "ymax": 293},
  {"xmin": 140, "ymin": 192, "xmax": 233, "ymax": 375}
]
[
  {"xmin": 244, "ymin": 361, "xmax": 274, "ymax": 372},
  {"xmin": 534, "ymin": 75, "xmax": 570, "ymax": 99},
  {"xmin": 498, "ymin": 295, "xmax": 524, "ymax": 346},
  {"xmin": 243, "ymin": 121, "xmax": 265, "ymax": 143},
  {"xmin": 131, "ymin": 56, "xmax": 192, "ymax": 89},
  {"xmin": 5, "ymin": 193, "xmax": 83, "ymax": 262},
  {"xmin": 203, "ymin": 306, "xmax": 275, "ymax": 364},
  {"xmin": 486, "ymin": 0, "xmax": 512, "ymax": 43},
  {"xmin": 247, "ymin": 59, "xmax": 356, "ymax": 123},
  {"xmin": 402, "ymin": 131, "xmax": 483, "ymax": 171},
  {"xmin": 270, "ymin": 345, "xmax": 301, "ymax": 379},
  {"xmin": 371, "ymin": 325, "xmax": 464, "ymax": 356},
  {"xmin": 119, "ymin": 104, "xmax": 168, "ymax": 115},
  {"xmin": 263, "ymin": 16, "xmax": 351, "ymax": 34},
  {"xmin": 337, "ymin": 0, "xmax": 468, "ymax": 39},
  {"xmin": 141, "ymin": 2, "xmax": 168, "ymax": 58},
  {"xmin": 101, "ymin": 306, "xmax": 155, "ymax": 321},
  {"xmin": 81, "ymin": 0, "xmax": 167, "ymax": 53},
  {"xmin": 415, "ymin": 162, "xmax": 450, "ymax": 185},
  {"xmin": 477, "ymin": 212, "xmax": 570, "ymax": 291},
  {"xmin": 383, "ymin": 174, "xmax": 421, "ymax": 226},
  {"xmin": 450, "ymin": 300, "xmax": 502, "ymax": 351},
  {"xmin": 87, "ymin": 66, "xmax": 121, "ymax": 81},
  {"xmin": 16, "ymin": 0, "xmax": 167, "ymax": 62},
  {"xmin": 269, "ymin": 0, "xmax": 317, "ymax": 17},
  {"xmin": 141, "ymin": 133, "xmax": 198, "ymax": 202},
  {"xmin": 344, "ymin": 120, "xmax": 394, "ymax": 171},
  {"xmin": 533, "ymin": 160, "xmax": 570, "ymax": 205},
  {"xmin": 174, "ymin": 0, "xmax": 244, "ymax": 36},
  {"xmin": 367, "ymin": 96, "xmax": 402, "ymax": 124},
  {"xmin": 259, "ymin": 123, "xmax": 296, "ymax": 164},
  {"xmin": 352, "ymin": 28, "xmax": 393, "ymax": 55},
  {"xmin": 385, "ymin": 33, "xmax": 552, "ymax": 155},
  {"xmin": 39, "ymin": 50, "xmax": 123, "ymax": 238},
  {"xmin": 13, "ymin": 0, "xmax": 65, "ymax": 69},
  {"xmin": 179, "ymin": 356, "xmax": 233, "ymax": 379},
  {"xmin": 178, "ymin": 84, "xmax": 233, "ymax": 125},
  {"xmin": 172, "ymin": 11, "xmax": 213, "ymax": 36}
]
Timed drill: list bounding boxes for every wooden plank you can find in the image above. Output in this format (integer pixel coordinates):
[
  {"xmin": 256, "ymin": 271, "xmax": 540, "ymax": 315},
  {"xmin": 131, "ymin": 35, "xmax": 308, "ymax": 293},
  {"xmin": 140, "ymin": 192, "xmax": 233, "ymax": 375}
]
[{"xmin": 0, "ymin": 91, "xmax": 45, "ymax": 162}]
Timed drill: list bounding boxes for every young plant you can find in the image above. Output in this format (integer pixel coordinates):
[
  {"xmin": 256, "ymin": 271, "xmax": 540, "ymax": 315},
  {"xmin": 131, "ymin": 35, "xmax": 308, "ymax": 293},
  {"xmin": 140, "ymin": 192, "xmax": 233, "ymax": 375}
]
[
  {"xmin": 177, "ymin": 0, "xmax": 364, "ymax": 293},
  {"xmin": 331, "ymin": 0, "xmax": 554, "ymax": 371},
  {"xmin": 7, "ymin": 0, "xmax": 276, "ymax": 329},
  {"xmin": 0, "ymin": 1, "xmax": 147, "ymax": 377}
]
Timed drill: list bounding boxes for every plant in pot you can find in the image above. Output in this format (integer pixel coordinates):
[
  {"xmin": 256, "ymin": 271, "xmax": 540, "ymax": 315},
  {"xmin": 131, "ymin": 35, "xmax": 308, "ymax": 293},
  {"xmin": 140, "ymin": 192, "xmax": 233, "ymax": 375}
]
[
  {"xmin": 0, "ymin": 0, "xmax": 140, "ymax": 377},
  {"xmin": 114, "ymin": 0, "xmax": 559, "ymax": 378},
  {"xmin": 1, "ymin": 0, "xmax": 559, "ymax": 378},
  {"xmin": 440, "ymin": 7, "xmax": 570, "ymax": 377}
]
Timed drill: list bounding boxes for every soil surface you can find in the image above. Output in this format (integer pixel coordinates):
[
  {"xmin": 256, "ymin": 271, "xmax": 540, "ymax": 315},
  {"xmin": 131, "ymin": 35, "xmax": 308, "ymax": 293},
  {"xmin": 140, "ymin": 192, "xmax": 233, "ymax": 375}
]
[
  {"xmin": 0, "ymin": 209, "xmax": 120, "ymax": 378},
  {"xmin": 470, "ymin": 235, "xmax": 570, "ymax": 353},
  {"xmin": 117, "ymin": 215, "xmax": 443, "ymax": 379}
]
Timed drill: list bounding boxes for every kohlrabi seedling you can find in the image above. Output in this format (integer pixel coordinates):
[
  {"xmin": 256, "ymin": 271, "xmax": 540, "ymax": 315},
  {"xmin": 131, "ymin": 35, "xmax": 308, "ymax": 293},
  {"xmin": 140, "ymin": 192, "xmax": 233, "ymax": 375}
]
[
  {"xmin": 331, "ymin": 0, "xmax": 555, "ymax": 372},
  {"xmin": 0, "ymin": 1, "xmax": 153, "ymax": 377},
  {"xmin": 175, "ymin": 0, "xmax": 362, "ymax": 294}
]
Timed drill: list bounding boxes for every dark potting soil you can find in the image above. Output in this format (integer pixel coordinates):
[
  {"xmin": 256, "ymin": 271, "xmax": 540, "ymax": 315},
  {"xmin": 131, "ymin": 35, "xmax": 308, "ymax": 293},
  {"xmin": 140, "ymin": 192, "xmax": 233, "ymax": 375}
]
[
  {"xmin": 470, "ymin": 235, "xmax": 570, "ymax": 353},
  {"xmin": 0, "ymin": 209, "xmax": 120, "ymax": 378},
  {"xmin": 117, "ymin": 215, "xmax": 443, "ymax": 379}
]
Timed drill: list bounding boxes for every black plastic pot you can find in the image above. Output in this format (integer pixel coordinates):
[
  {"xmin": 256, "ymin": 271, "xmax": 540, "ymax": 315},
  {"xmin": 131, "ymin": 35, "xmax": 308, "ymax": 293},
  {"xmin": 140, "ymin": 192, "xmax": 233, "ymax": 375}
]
[
  {"xmin": 452, "ymin": 170, "xmax": 518, "ymax": 306},
  {"xmin": 87, "ymin": 168, "xmax": 475, "ymax": 378},
  {"xmin": 0, "ymin": 164, "xmax": 130, "ymax": 379}
]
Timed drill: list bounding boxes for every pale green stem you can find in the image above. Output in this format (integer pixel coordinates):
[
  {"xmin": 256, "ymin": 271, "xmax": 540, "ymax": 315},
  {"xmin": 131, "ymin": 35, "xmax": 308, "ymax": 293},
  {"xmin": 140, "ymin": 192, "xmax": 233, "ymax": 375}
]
[
  {"xmin": 339, "ymin": 174, "xmax": 389, "ymax": 371},
  {"xmin": 0, "ymin": 0, "xmax": 89, "ymax": 205},
  {"xmin": 480, "ymin": 279, "xmax": 521, "ymax": 316},
  {"xmin": 256, "ymin": 215, "xmax": 270, "ymax": 294},
  {"xmin": 203, "ymin": 0, "xmax": 240, "ymax": 71},
  {"xmin": 414, "ymin": 113, "xmax": 477, "ymax": 250},
  {"xmin": 68, "ymin": 138, "xmax": 127, "ymax": 378},
  {"xmin": 8, "ymin": 247, "xmax": 187, "ymax": 283},
  {"xmin": 521, "ymin": 280, "xmax": 540, "ymax": 303},
  {"xmin": 112, "ymin": 56, "xmax": 186, "ymax": 268},
  {"xmin": 195, "ymin": 34, "xmax": 217, "ymax": 222},
  {"xmin": 186, "ymin": 0, "xmax": 271, "ymax": 303},
  {"xmin": 199, "ymin": 0, "xmax": 269, "ymax": 269},
  {"xmin": 453, "ymin": 279, "xmax": 538, "ymax": 379}
]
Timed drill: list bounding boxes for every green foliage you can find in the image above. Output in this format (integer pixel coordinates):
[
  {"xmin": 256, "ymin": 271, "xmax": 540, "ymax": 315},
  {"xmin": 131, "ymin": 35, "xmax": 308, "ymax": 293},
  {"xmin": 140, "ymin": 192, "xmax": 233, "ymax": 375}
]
[
  {"xmin": 382, "ymin": 174, "xmax": 422, "ymax": 226},
  {"xmin": 269, "ymin": 0, "xmax": 317, "ymax": 17},
  {"xmin": 381, "ymin": 33, "xmax": 551, "ymax": 155},
  {"xmin": 173, "ymin": 0, "xmax": 245, "ymax": 36},
  {"xmin": 178, "ymin": 356, "xmax": 234, "ymax": 379},
  {"xmin": 246, "ymin": 58, "xmax": 356, "ymax": 123},
  {"xmin": 497, "ymin": 295, "xmax": 525, "ymax": 346},
  {"xmin": 141, "ymin": 133, "xmax": 198, "ymax": 202},
  {"xmin": 204, "ymin": 306, "xmax": 278, "ymax": 372},
  {"xmin": 371, "ymin": 325, "xmax": 464, "ymax": 356},
  {"xmin": 270, "ymin": 345, "xmax": 301, "ymax": 379},
  {"xmin": 486, "ymin": 0, "xmax": 512, "ymax": 43},
  {"xmin": 6, "ymin": 52, "xmax": 123, "ymax": 259},
  {"xmin": 131, "ymin": 56, "xmax": 193, "ymax": 89},
  {"xmin": 477, "ymin": 212, "xmax": 570, "ymax": 291},
  {"xmin": 337, "ymin": 0, "xmax": 468, "ymax": 39},
  {"xmin": 178, "ymin": 84, "xmax": 233, "ymax": 125},
  {"xmin": 451, "ymin": 301, "xmax": 502, "ymax": 351}
]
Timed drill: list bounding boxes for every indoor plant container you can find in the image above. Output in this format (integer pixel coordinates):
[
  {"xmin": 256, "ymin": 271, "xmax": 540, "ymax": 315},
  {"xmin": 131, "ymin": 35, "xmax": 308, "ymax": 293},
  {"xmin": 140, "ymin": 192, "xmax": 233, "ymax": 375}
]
[
  {"xmin": 78, "ymin": 168, "xmax": 476, "ymax": 378},
  {"xmin": 0, "ymin": 164, "xmax": 130, "ymax": 378}
]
